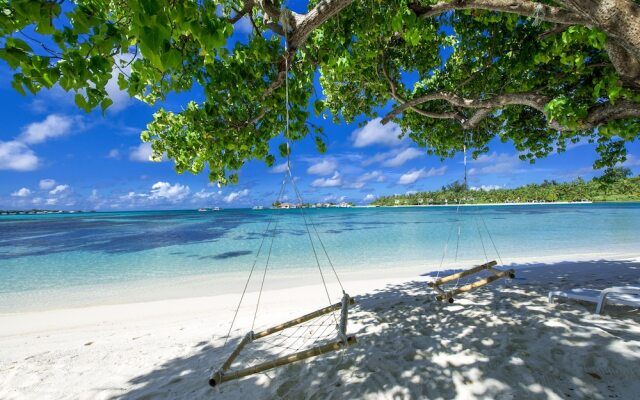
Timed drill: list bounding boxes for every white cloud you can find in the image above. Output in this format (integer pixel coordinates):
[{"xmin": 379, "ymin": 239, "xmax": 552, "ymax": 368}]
[
  {"xmin": 194, "ymin": 189, "xmax": 219, "ymax": 200},
  {"xmin": 398, "ymin": 166, "xmax": 447, "ymax": 185},
  {"xmin": 622, "ymin": 154, "xmax": 640, "ymax": 167},
  {"xmin": 46, "ymin": 198, "xmax": 58, "ymax": 205},
  {"xmin": 39, "ymin": 179, "xmax": 56, "ymax": 190},
  {"xmin": 19, "ymin": 114, "xmax": 75, "ymax": 145},
  {"xmin": 307, "ymin": 159, "xmax": 337, "ymax": 176},
  {"xmin": 269, "ymin": 163, "xmax": 289, "ymax": 174},
  {"xmin": 149, "ymin": 182, "xmax": 190, "ymax": 202},
  {"xmin": 311, "ymin": 172, "xmax": 343, "ymax": 188},
  {"xmin": 120, "ymin": 191, "xmax": 149, "ymax": 201},
  {"xmin": 0, "ymin": 141, "xmax": 39, "ymax": 171},
  {"xmin": 469, "ymin": 152, "xmax": 522, "ymax": 175},
  {"xmin": 345, "ymin": 170, "xmax": 385, "ymax": 189},
  {"xmin": 359, "ymin": 170, "xmax": 385, "ymax": 183},
  {"xmin": 32, "ymin": 197, "xmax": 43, "ymax": 205},
  {"xmin": 104, "ymin": 54, "xmax": 137, "ymax": 113},
  {"xmin": 11, "ymin": 188, "xmax": 32, "ymax": 197},
  {"xmin": 224, "ymin": 189, "xmax": 250, "ymax": 203},
  {"xmin": 351, "ymin": 118, "xmax": 405, "ymax": 148},
  {"xmin": 49, "ymin": 185, "xmax": 70, "ymax": 195},
  {"xmin": 107, "ymin": 149, "xmax": 121, "ymax": 159},
  {"xmin": 88, "ymin": 189, "xmax": 99, "ymax": 202},
  {"xmin": 363, "ymin": 194, "xmax": 376, "ymax": 202},
  {"xmin": 129, "ymin": 142, "xmax": 156, "ymax": 162},
  {"xmin": 382, "ymin": 147, "xmax": 423, "ymax": 167}
]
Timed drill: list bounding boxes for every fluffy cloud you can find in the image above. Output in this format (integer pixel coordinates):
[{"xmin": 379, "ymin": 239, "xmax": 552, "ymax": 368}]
[
  {"xmin": 468, "ymin": 152, "xmax": 522, "ymax": 175},
  {"xmin": 11, "ymin": 188, "xmax": 32, "ymax": 197},
  {"xmin": 269, "ymin": 163, "xmax": 289, "ymax": 174},
  {"xmin": 39, "ymin": 179, "xmax": 56, "ymax": 190},
  {"xmin": 307, "ymin": 159, "xmax": 337, "ymax": 176},
  {"xmin": 622, "ymin": 154, "xmax": 640, "ymax": 167},
  {"xmin": 149, "ymin": 182, "xmax": 190, "ymax": 202},
  {"xmin": 363, "ymin": 194, "xmax": 376, "ymax": 202},
  {"xmin": 104, "ymin": 54, "xmax": 137, "ymax": 113},
  {"xmin": 19, "ymin": 114, "xmax": 76, "ymax": 145},
  {"xmin": 129, "ymin": 142, "xmax": 155, "ymax": 162},
  {"xmin": 194, "ymin": 189, "xmax": 220, "ymax": 200},
  {"xmin": 311, "ymin": 172, "xmax": 343, "ymax": 188},
  {"xmin": 49, "ymin": 185, "xmax": 70, "ymax": 195},
  {"xmin": 345, "ymin": 170, "xmax": 385, "ymax": 189},
  {"xmin": 224, "ymin": 189, "xmax": 250, "ymax": 203},
  {"xmin": 398, "ymin": 166, "xmax": 447, "ymax": 185},
  {"xmin": 351, "ymin": 118, "xmax": 405, "ymax": 148},
  {"xmin": 382, "ymin": 148, "xmax": 423, "ymax": 167},
  {"xmin": 0, "ymin": 141, "xmax": 39, "ymax": 171}
]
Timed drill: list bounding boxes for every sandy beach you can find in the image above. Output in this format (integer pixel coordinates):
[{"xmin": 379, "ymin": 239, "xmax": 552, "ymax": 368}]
[{"xmin": 1, "ymin": 256, "xmax": 639, "ymax": 399}]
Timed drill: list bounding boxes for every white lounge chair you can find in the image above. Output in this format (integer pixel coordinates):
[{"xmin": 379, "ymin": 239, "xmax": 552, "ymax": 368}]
[{"xmin": 548, "ymin": 286, "xmax": 640, "ymax": 314}]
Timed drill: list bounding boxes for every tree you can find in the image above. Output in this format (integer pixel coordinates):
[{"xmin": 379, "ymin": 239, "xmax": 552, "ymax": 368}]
[
  {"xmin": 1, "ymin": 0, "xmax": 640, "ymax": 184},
  {"xmin": 595, "ymin": 166, "xmax": 633, "ymax": 186}
]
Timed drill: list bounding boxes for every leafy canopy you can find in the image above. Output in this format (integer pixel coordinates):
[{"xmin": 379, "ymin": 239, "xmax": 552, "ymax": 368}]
[{"xmin": 1, "ymin": 0, "xmax": 639, "ymax": 184}]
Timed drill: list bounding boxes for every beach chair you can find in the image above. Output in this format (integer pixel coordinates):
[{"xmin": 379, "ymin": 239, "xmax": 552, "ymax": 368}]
[{"xmin": 548, "ymin": 286, "xmax": 640, "ymax": 314}]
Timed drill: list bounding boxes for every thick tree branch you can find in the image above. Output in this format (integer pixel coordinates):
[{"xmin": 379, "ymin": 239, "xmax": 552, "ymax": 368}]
[
  {"xmin": 382, "ymin": 91, "xmax": 640, "ymax": 131},
  {"xmin": 409, "ymin": 0, "xmax": 589, "ymax": 25},
  {"xmin": 288, "ymin": 0, "xmax": 354, "ymax": 49},
  {"xmin": 380, "ymin": 55, "xmax": 462, "ymax": 121},
  {"xmin": 228, "ymin": 0, "xmax": 255, "ymax": 24}
]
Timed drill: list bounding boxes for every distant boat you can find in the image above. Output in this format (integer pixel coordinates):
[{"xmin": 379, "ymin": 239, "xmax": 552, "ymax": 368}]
[
  {"xmin": 213, "ymin": 207, "xmax": 220, "ymax": 211},
  {"xmin": 198, "ymin": 208, "xmax": 208, "ymax": 212},
  {"xmin": 252, "ymin": 205, "xmax": 263, "ymax": 210}
]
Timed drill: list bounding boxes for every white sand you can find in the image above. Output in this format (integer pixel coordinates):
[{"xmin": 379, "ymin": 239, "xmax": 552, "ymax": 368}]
[{"xmin": 1, "ymin": 257, "xmax": 640, "ymax": 399}]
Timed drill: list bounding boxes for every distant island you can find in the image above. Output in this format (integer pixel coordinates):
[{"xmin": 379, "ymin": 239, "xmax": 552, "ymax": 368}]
[
  {"xmin": 372, "ymin": 167, "xmax": 640, "ymax": 206},
  {"xmin": 0, "ymin": 209, "xmax": 92, "ymax": 216}
]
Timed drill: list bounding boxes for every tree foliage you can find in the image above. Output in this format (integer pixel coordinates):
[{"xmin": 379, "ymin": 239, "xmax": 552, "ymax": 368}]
[
  {"xmin": 1, "ymin": 0, "xmax": 640, "ymax": 184},
  {"xmin": 372, "ymin": 174, "xmax": 640, "ymax": 205}
]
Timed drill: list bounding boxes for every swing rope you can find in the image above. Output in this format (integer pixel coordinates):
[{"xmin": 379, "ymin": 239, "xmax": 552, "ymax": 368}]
[{"xmin": 219, "ymin": 7, "xmax": 349, "ymax": 364}]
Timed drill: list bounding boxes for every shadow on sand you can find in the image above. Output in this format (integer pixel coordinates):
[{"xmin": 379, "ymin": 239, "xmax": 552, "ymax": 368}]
[{"xmin": 115, "ymin": 259, "xmax": 640, "ymax": 399}]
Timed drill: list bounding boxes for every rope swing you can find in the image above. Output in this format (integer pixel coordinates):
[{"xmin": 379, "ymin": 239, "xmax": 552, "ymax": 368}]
[
  {"xmin": 428, "ymin": 134, "xmax": 515, "ymax": 303},
  {"xmin": 209, "ymin": 13, "xmax": 356, "ymax": 388}
]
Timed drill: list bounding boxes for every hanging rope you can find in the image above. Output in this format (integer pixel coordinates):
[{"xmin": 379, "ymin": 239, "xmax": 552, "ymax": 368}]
[{"xmin": 223, "ymin": 177, "xmax": 289, "ymax": 346}]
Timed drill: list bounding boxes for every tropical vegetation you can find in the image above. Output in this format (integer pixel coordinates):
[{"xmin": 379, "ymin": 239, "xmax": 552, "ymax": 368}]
[{"xmin": 372, "ymin": 167, "xmax": 640, "ymax": 205}]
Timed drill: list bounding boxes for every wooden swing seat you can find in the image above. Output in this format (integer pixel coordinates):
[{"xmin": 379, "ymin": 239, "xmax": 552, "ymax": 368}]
[
  {"xmin": 210, "ymin": 296, "xmax": 356, "ymax": 387},
  {"xmin": 428, "ymin": 260, "xmax": 515, "ymax": 303}
]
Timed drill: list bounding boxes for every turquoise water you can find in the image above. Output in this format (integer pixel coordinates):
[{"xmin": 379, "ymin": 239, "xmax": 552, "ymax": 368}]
[{"xmin": 0, "ymin": 204, "xmax": 639, "ymax": 297}]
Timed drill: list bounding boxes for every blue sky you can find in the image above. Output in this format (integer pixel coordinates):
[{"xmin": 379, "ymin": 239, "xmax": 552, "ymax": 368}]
[{"xmin": 1, "ymin": 19, "xmax": 639, "ymax": 211}]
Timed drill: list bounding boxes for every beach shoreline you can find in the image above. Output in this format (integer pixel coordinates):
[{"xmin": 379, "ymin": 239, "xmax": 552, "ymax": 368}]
[
  {"xmin": 1, "ymin": 255, "xmax": 639, "ymax": 399},
  {"xmin": 2, "ymin": 251, "xmax": 639, "ymax": 314}
]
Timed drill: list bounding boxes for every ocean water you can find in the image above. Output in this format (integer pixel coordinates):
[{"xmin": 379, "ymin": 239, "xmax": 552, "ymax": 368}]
[{"xmin": 0, "ymin": 204, "xmax": 639, "ymax": 310}]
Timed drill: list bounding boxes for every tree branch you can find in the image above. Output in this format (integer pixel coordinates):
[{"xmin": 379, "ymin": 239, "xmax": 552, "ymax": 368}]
[
  {"xmin": 537, "ymin": 24, "xmax": 570, "ymax": 40},
  {"xmin": 382, "ymin": 91, "xmax": 640, "ymax": 131},
  {"xmin": 409, "ymin": 0, "xmax": 589, "ymax": 25},
  {"xmin": 228, "ymin": 1, "xmax": 255, "ymax": 24},
  {"xmin": 380, "ymin": 54, "xmax": 462, "ymax": 121}
]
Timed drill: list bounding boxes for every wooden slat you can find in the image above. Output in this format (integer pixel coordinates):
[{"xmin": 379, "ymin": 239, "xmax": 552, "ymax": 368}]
[
  {"xmin": 436, "ymin": 269, "xmax": 515, "ymax": 301},
  {"xmin": 429, "ymin": 261, "xmax": 497, "ymax": 287},
  {"xmin": 253, "ymin": 297, "xmax": 355, "ymax": 340},
  {"xmin": 209, "ymin": 336, "xmax": 357, "ymax": 387},
  {"xmin": 211, "ymin": 332, "xmax": 253, "ymax": 384}
]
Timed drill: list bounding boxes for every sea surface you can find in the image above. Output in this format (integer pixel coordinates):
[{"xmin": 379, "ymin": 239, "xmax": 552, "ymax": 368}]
[{"xmin": 1, "ymin": 203, "xmax": 639, "ymax": 311}]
